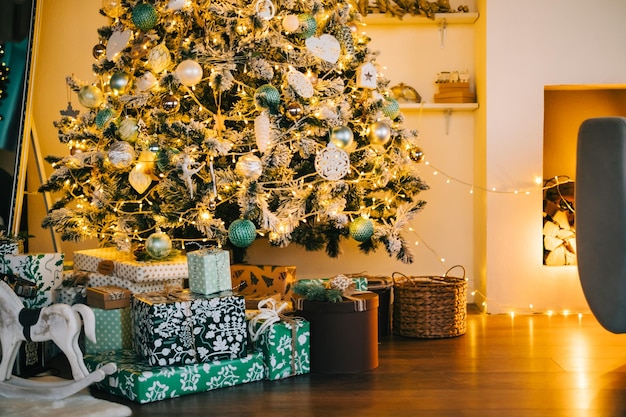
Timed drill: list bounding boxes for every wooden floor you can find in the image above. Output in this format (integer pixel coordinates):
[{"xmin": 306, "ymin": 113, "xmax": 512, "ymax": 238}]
[{"xmin": 88, "ymin": 310, "xmax": 626, "ymax": 417}]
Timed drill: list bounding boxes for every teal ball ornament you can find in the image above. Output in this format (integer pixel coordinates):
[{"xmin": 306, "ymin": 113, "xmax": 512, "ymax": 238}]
[
  {"xmin": 146, "ymin": 230, "xmax": 173, "ymax": 259},
  {"xmin": 78, "ymin": 85, "xmax": 104, "ymax": 109},
  {"xmin": 330, "ymin": 126, "xmax": 354, "ymax": 149},
  {"xmin": 382, "ymin": 97, "xmax": 400, "ymax": 119},
  {"xmin": 228, "ymin": 219, "xmax": 257, "ymax": 248},
  {"xmin": 349, "ymin": 217, "xmax": 374, "ymax": 242},
  {"xmin": 110, "ymin": 71, "xmax": 132, "ymax": 95},
  {"xmin": 254, "ymin": 84, "xmax": 280, "ymax": 112},
  {"xmin": 298, "ymin": 14, "xmax": 317, "ymax": 39},
  {"xmin": 132, "ymin": 3, "xmax": 159, "ymax": 31},
  {"xmin": 368, "ymin": 121, "xmax": 391, "ymax": 146},
  {"xmin": 95, "ymin": 108, "xmax": 116, "ymax": 128}
]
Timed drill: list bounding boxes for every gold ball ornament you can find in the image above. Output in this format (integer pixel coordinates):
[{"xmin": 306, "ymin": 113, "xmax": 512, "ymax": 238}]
[
  {"xmin": 409, "ymin": 147, "xmax": 425, "ymax": 163},
  {"xmin": 119, "ymin": 117, "xmax": 140, "ymax": 143},
  {"xmin": 368, "ymin": 121, "xmax": 391, "ymax": 146},
  {"xmin": 78, "ymin": 85, "xmax": 104, "ymax": 109},
  {"xmin": 102, "ymin": 0, "xmax": 123, "ymax": 18},
  {"xmin": 235, "ymin": 154, "xmax": 263, "ymax": 180},
  {"xmin": 110, "ymin": 71, "xmax": 132, "ymax": 95},
  {"xmin": 92, "ymin": 43, "xmax": 106, "ymax": 59},
  {"xmin": 175, "ymin": 59, "xmax": 203, "ymax": 86},
  {"xmin": 161, "ymin": 93, "xmax": 180, "ymax": 113},
  {"xmin": 330, "ymin": 126, "xmax": 354, "ymax": 149},
  {"xmin": 285, "ymin": 102, "xmax": 303, "ymax": 120},
  {"xmin": 145, "ymin": 230, "xmax": 173, "ymax": 259},
  {"xmin": 282, "ymin": 14, "xmax": 300, "ymax": 32}
]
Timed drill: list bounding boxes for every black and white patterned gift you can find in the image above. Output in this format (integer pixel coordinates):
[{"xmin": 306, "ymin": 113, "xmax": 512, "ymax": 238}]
[{"xmin": 132, "ymin": 289, "xmax": 248, "ymax": 366}]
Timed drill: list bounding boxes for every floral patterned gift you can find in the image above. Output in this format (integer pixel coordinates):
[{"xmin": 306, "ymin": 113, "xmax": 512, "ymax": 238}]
[
  {"xmin": 84, "ymin": 349, "xmax": 265, "ymax": 403},
  {"xmin": 248, "ymin": 298, "xmax": 310, "ymax": 380},
  {"xmin": 132, "ymin": 289, "xmax": 248, "ymax": 366}
]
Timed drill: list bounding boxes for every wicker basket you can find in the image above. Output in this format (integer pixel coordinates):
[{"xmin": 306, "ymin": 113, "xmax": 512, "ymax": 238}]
[{"xmin": 392, "ymin": 265, "xmax": 467, "ymax": 338}]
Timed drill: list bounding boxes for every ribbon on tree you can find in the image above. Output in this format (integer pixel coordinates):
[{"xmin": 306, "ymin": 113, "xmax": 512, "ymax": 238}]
[{"xmin": 248, "ymin": 297, "xmax": 300, "ymax": 375}]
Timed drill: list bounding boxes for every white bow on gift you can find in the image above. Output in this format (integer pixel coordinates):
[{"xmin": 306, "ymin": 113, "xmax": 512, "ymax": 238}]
[{"xmin": 248, "ymin": 297, "xmax": 290, "ymax": 342}]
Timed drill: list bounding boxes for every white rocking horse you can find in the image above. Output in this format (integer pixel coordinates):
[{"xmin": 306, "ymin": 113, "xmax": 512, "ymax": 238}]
[{"xmin": 0, "ymin": 280, "xmax": 116, "ymax": 399}]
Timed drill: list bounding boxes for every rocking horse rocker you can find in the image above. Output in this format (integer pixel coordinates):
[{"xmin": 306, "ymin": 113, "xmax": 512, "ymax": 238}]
[{"xmin": 0, "ymin": 280, "xmax": 116, "ymax": 400}]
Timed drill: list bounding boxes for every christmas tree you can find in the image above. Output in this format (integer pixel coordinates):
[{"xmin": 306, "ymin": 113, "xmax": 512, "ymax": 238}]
[{"xmin": 40, "ymin": 0, "xmax": 428, "ymax": 263}]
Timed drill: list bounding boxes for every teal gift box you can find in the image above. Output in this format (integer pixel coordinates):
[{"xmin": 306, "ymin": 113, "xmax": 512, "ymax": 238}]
[
  {"xmin": 0, "ymin": 253, "xmax": 65, "ymax": 308},
  {"xmin": 85, "ymin": 307, "xmax": 132, "ymax": 354},
  {"xmin": 84, "ymin": 349, "xmax": 265, "ymax": 403},
  {"xmin": 132, "ymin": 290, "xmax": 247, "ymax": 366},
  {"xmin": 248, "ymin": 299, "xmax": 311, "ymax": 380},
  {"xmin": 187, "ymin": 248, "xmax": 231, "ymax": 295}
]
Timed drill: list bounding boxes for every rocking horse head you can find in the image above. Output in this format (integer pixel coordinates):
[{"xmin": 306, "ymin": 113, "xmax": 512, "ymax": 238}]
[{"xmin": 0, "ymin": 280, "xmax": 97, "ymax": 382}]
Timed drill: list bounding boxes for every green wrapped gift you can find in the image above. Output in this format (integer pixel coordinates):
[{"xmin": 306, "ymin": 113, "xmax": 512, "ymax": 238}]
[
  {"xmin": 84, "ymin": 349, "xmax": 265, "ymax": 403},
  {"xmin": 248, "ymin": 298, "xmax": 311, "ymax": 380},
  {"xmin": 297, "ymin": 276, "xmax": 368, "ymax": 292},
  {"xmin": 0, "ymin": 253, "xmax": 65, "ymax": 308},
  {"xmin": 132, "ymin": 289, "xmax": 247, "ymax": 366},
  {"xmin": 85, "ymin": 307, "xmax": 132, "ymax": 354},
  {"xmin": 187, "ymin": 248, "xmax": 231, "ymax": 295}
]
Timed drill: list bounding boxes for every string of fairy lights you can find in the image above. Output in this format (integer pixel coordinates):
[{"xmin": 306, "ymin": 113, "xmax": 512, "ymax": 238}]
[{"xmin": 406, "ymin": 158, "xmax": 575, "ymax": 268}]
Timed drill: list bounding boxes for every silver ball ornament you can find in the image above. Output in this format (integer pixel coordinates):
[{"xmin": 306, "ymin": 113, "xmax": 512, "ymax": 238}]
[
  {"xmin": 78, "ymin": 85, "xmax": 104, "ymax": 109},
  {"xmin": 161, "ymin": 93, "xmax": 180, "ymax": 113},
  {"xmin": 368, "ymin": 121, "xmax": 391, "ymax": 146},
  {"xmin": 285, "ymin": 102, "xmax": 303, "ymax": 120},
  {"xmin": 235, "ymin": 154, "xmax": 263, "ymax": 180},
  {"xmin": 146, "ymin": 230, "xmax": 173, "ymax": 259},
  {"xmin": 110, "ymin": 72, "xmax": 132, "ymax": 95},
  {"xmin": 330, "ymin": 126, "xmax": 354, "ymax": 149}
]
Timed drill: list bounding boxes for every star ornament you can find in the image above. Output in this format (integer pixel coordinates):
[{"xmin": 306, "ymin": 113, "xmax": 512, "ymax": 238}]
[{"xmin": 356, "ymin": 62, "xmax": 377, "ymax": 89}]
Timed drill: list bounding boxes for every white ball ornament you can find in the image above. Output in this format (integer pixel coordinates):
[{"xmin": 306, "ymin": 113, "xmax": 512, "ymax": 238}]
[
  {"xmin": 175, "ymin": 59, "xmax": 203, "ymax": 86},
  {"xmin": 282, "ymin": 14, "xmax": 300, "ymax": 32},
  {"xmin": 146, "ymin": 229, "xmax": 173, "ymax": 259},
  {"xmin": 78, "ymin": 85, "xmax": 104, "ymax": 108},
  {"xmin": 148, "ymin": 43, "xmax": 171, "ymax": 73},
  {"xmin": 137, "ymin": 71, "xmax": 158, "ymax": 92},
  {"xmin": 235, "ymin": 154, "xmax": 263, "ymax": 180},
  {"xmin": 108, "ymin": 141, "xmax": 136, "ymax": 169},
  {"xmin": 167, "ymin": 0, "xmax": 186, "ymax": 11}
]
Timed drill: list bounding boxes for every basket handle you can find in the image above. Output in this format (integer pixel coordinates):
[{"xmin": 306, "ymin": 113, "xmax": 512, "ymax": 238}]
[{"xmin": 444, "ymin": 265, "xmax": 466, "ymax": 280}]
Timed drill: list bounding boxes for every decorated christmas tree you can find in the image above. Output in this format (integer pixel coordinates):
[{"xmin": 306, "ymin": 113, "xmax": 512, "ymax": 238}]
[{"xmin": 40, "ymin": 0, "xmax": 428, "ymax": 263}]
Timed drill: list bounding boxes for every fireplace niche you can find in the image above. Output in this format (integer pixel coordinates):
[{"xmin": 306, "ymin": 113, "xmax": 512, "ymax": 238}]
[{"xmin": 543, "ymin": 85, "xmax": 626, "ymax": 266}]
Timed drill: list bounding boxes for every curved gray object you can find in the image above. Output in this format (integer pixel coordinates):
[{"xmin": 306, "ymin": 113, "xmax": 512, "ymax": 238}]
[{"xmin": 576, "ymin": 117, "xmax": 626, "ymax": 333}]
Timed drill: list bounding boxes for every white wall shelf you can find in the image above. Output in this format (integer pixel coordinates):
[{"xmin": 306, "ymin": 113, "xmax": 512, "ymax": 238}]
[
  {"xmin": 399, "ymin": 102, "xmax": 479, "ymax": 111},
  {"xmin": 362, "ymin": 12, "xmax": 479, "ymax": 26}
]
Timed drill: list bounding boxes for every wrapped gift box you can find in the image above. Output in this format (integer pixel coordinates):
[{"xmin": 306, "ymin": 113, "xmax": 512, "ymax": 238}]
[
  {"xmin": 84, "ymin": 349, "xmax": 265, "ymax": 403},
  {"xmin": 66, "ymin": 270, "xmax": 184, "ymax": 294},
  {"xmin": 87, "ymin": 286, "xmax": 132, "ymax": 309},
  {"xmin": 133, "ymin": 290, "xmax": 247, "ymax": 366},
  {"xmin": 0, "ymin": 253, "xmax": 64, "ymax": 308},
  {"xmin": 0, "ymin": 239, "xmax": 23, "ymax": 255},
  {"xmin": 249, "ymin": 316, "xmax": 310, "ymax": 380},
  {"xmin": 231, "ymin": 265, "xmax": 296, "ymax": 297},
  {"xmin": 296, "ymin": 276, "xmax": 368, "ymax": 292},
  {"xmin": 74, "ymin": 247, "xmax": 188, "ymax": 282},
  {"xmin": 85, "ymin": 307, "xmax": 132, "ymax": 354},
  {"xmin": 54, "ymin": 272, "xmax": 89, "ymax": 305},
  {"xmin": 187, "ymin": 248, "xmax": 231, "ymax": 295}
]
